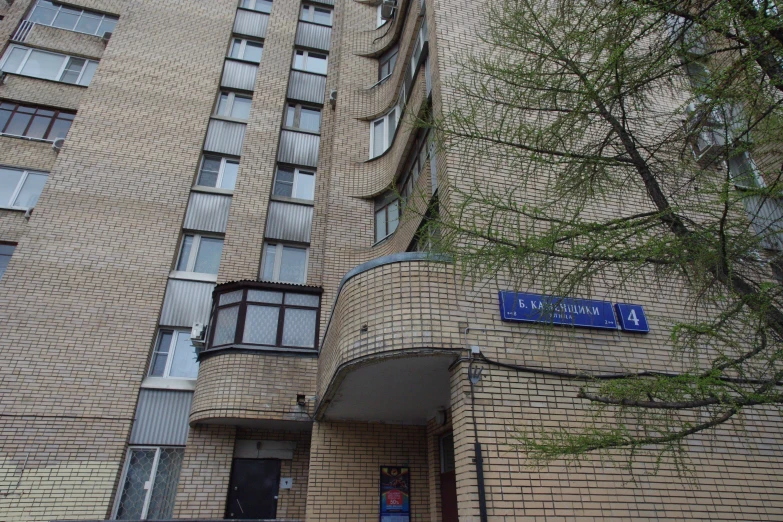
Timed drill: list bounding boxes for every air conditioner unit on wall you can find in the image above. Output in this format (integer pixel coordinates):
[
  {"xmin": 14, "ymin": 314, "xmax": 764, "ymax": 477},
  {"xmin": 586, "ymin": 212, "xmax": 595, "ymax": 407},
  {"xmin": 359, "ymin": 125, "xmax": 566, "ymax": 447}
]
[
  {"xmin": 692, "ymin": 128, "xmax": 726, "ymax": 167},
  {"xmin": 191, "ymin": 322, "xmax": 207, "ymax": 348},
  {"xmin": 381, "ymin": 0, "xmax": 397, "ymax": 20}
]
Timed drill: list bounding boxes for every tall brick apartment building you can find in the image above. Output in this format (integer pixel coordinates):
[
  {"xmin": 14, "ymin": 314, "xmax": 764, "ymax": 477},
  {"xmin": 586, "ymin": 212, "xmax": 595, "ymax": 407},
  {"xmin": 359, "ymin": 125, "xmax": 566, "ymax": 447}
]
[{"xmin": 0, "ymin": 0, "xmax": 781, "ymax": 521}]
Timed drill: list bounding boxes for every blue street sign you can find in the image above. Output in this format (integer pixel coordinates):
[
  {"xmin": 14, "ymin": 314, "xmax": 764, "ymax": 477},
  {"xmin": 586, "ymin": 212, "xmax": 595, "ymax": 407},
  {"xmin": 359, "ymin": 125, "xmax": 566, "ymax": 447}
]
[
  {"xmin": 499, "ymin": 291, "xmax": 619, "ymax": 330},
  {"xmin": 614, "ymin": 303, "xmax": 649, "ymax": 333}
]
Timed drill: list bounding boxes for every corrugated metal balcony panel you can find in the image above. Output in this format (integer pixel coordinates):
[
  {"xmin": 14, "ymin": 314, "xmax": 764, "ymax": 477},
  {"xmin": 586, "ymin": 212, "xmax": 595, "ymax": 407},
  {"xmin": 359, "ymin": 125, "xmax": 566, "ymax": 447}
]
[
  {"xmin": 221, "ymin": 59, "xmax": 258, "ymax": 91},
  {"xmin": 160, "ymin": 279, "xmax": 215, "ymax": 327},
  {"xmin": 744, "ymin": 194, "xmax": 783, "ymax": 250},
  {"xmin": 315, "ymin": 0, "xmax": 334, "ymax": 5},
  {"xmin": 184, "ymin": 192, "xmax": 232, "ymax": 234},
  {"xmin": 295, "ymin": 22, "xmax": 331, "ymax": 51},
  {"xmin": 265, "ymin": 201, "xmax": 313, "ymax": 243},
  {"xmin": 130, "ymin": 390, "xmax": 193, "ymax": 445},
  {"xmin": 278, "ymin": 130, "xmax": 320, "ymax": 167},
  {"xmin": 287, "ymin": 70, "xmax": 326, "ymax": 105},
  {"xmin": 234, "ymin": 9, "xmax": 268, "ymax": 38},
  {"xmin": 204, "ymin": 118, "xmax": 246, "ymax": 156}
]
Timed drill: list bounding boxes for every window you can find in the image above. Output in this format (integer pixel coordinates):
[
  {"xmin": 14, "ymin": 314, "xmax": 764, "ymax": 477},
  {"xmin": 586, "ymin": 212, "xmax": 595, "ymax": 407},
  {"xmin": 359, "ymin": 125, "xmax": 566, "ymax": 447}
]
[
  {"xmin": 0, "ymin": 101, "xmax": 75, "ymax": 141},
  {"xmin": 197, "ymin": 155, "xmax": 239, "ymax": 190},
  {"xmin": 375, "ymin": 198, "xmax": 399, "ymax": 242},
  {"xmin": 273, "ymin": 165, "xmax": 315, "ymax": 200},
  {"xmin": 174, "ymin": 234, "xmax": 224, "ymax": 278},
  {"xmin": 215, "ymin": 92, "xmax": 252, "ymax": 120},
  {"xmin": 210, "ymin": 285, "xmax": 321, "ymax": 350},
  {"xmin": 261, "ymin": 243, "xmax": 308, "ymax": 284},
  {"xmin": 729, "ymin": 153, "xmax": 763, "ymax": 189},
  {"xmin": 27, "ymin": 1, "xmax": 118, "ymax": 37},
  {"xmin": 300, "ymin": 4, "xmax": 332, "ymax": 26},
  {"xmin": 149, "ymin": 330, "xmax": 199, "ymax": 379},
  {"xmin": 113, "ymin": 447, "xmax": 184, "ymax": 520},
  {"xmin": 370, "ymin": 106, "xmax": 399, "ymax": 158},
  {"xmin": 378, "ymin": 44, "xmax": 398, "ymax": 82},
  {"xmin": 240, "ymin": 0, "xmax": 273, "ymax": 13},
  {"xmin": 284, "ymin": 103, "xmax": 321, "ymax": 132},
  {"xmin": 0, "ymin": 167, "xmax": 48, "ymax": 210},
  {"xmin": 0, "ymin": 244, "xmax": 15, "ymax": 280},
  {"xmin": 229, "ymin": 38, "xmax": 263, "ymax": 63},
  {"xmin": 293, "ymin": 50, "xmax": 328, "ymax": 75},
  {"xmin": 0, "ymin": 45, "xmax": 98, "ymax": 86}
]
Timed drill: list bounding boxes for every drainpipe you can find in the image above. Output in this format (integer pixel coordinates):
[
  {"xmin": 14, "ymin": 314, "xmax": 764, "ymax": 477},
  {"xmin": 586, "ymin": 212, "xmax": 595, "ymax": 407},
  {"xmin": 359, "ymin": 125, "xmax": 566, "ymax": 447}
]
[{"xmin": 468, "ymin": 355, "xmax": 488, "ymax": 522}]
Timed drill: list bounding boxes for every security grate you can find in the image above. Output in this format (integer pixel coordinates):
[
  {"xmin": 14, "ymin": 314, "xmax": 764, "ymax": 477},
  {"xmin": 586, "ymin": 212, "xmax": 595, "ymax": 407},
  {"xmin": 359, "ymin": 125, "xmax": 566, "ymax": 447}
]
[{"xmin": 114, "ymin": 447, "xmax": 184, "ymax": 520}]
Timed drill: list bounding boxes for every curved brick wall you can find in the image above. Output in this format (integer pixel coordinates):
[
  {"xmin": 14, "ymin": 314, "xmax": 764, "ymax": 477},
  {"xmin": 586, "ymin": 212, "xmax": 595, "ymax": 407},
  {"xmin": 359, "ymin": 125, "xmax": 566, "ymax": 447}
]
[
  {"xmin": 190, "ymin": 352, "xmax": 317, "ymax": 425},
  {"xmin": 316, "ymin": 256, "xmax": 464, "ymax": 406}
]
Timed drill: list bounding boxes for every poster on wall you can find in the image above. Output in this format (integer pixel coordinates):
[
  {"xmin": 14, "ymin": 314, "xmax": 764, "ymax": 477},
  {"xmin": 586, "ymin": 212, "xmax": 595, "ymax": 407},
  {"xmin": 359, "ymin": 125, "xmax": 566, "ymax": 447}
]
[{"xmin": 379, "ymin": 466, "xmax": 410, "ymax": 522}]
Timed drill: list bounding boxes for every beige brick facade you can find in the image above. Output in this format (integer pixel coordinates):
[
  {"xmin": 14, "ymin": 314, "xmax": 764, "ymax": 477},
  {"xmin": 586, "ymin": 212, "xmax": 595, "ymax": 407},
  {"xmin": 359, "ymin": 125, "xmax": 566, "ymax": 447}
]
[{"xmin": 0, "ymin": 0, "xmax": 782, "ymax": 520}]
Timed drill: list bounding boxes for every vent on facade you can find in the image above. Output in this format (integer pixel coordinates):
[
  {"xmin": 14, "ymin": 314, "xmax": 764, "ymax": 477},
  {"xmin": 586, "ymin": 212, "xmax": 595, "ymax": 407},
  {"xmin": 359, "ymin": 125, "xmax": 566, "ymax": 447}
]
[
  {"xmin": 190, "ymin": 322, "xmax": 207, "ymax": 348},
  {"xmin": 329, "ymin": 89, "xmax": 337, "ymax": 109},
  {"xmin": 381, "ymin": 0, "xmax": 397, "ymax": 20},
  {"xmin": 52, "ymin": 138, "xmax": 65, "ymax": 152}
]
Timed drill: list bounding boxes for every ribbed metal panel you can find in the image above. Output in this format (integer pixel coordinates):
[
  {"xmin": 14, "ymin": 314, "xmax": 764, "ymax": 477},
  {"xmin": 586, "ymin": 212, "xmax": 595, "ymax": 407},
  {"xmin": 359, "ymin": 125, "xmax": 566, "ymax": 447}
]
[
  {"xmin": 183, "ymin": 192, "xmax": 232, "ymax": 234},
  {"xmin": 278, "ymin": 130, "xmax": 320, "ymax": 167},
  {"xmin": 130, "ymin": 390, "xmax": 193, "ymax": 445},
  {"xmin": 295, "ymin": 22, "xmax": 331, "ymax": 51},
  {"xmin": 265, "ymin": 201, "xmax": 313, "ymax": 243},
  {"xmin": 160, "ymin": 279, "xmax": 215, "ymax": 327},
  {"xmin": 204, "ymin": 119, "xmax": 246, "ymax": 156},
  {"xmin": 221, "ymin": 59, "xmax": 258, "ymax": 91},
  {"xmin": 744, "ymin": 195, "xmax": 783, "ymax": 250},
  {"xmin": 314, "ymin": 0, "xmax": 334, "ymax": 5},
  {"xmin": 287, "ymin": 70, "xmax": 326, "ymax": 104},
  {"xmin": 234, "ymin": 9, "xmax": 268, "ymax": 38}
]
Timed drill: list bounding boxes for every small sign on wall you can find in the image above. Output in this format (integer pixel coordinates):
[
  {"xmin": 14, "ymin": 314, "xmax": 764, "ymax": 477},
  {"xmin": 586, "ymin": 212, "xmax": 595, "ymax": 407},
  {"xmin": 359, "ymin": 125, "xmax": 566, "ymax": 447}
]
[{"xmin": 379, "ymin": 466, "xmax": 410, "ymax": 522}]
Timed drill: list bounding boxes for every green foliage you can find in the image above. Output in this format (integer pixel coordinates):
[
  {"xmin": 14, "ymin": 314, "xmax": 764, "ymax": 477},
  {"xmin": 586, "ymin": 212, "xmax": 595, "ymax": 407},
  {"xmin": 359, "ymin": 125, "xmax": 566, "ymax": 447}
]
[{"xmin": 421, "ymin": 0, "xmax": 783, "ymax": 468}]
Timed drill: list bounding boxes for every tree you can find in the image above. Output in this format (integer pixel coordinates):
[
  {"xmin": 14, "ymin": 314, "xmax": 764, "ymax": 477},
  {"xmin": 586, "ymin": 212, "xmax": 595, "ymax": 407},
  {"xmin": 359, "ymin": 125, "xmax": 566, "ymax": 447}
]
[{"xmin": 421, "ymin": 0, "xmax": 783, "ymax": 467}]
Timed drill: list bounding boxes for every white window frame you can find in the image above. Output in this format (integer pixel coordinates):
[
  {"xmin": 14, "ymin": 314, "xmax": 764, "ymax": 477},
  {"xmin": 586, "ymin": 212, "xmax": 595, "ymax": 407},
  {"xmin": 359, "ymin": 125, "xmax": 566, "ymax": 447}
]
[
  {"xmin": 293, "ymin": 49, "xmax": 328, "ymax": 75},
  {"xmin": 112, "ymin": 446, "xmax": 183, "ymax": 520},
  {"xmin": 300, "ymin": 4, "xmax": 332, "ymax": 26},
  {"xmin": 369, "ymin": 106, "xmax": 399, "ymax": 158},
  {"xmin": 0, "ymin": 45, "xmax": 98, "ymax": 86},
  {"xmin": 273, "ymin": 165, "xmax": 316, "ymax": 200},
  {"xmin": 215, "ymin": 91, "xmax": 252, "ymax": 120},
  {"xmin": 378, "ymin": 44, "xmax": 398, "ymax": 82},
  {"xmin": 25, "ymin": 0, "xmax": 118, "ymax": 37},
  {"xmin": 374, "ymin": 198, "xmax": 399, "ymax": 243},
  {"xmin": 240, "ymin": 0, "xmax": 273, "ymax": 13},
  {"xmin": 171, "ymin": 233, "xmax": 224, "ymax": 282},
  {"xmin": 0, "ymin": 167, "xmax": 48, "ymax": 210},
  {"xmin": 229, "ymin": 38, "xmax": 263, "ymax": 63},
  {"xmin": 197, "ymin": 155, "xmax": 239, "ymax": 191},
  {"xmin": 148, "ymin": 329, "xmax": 199, "ymax": 380},
  {"xmin": 284, "ymin": 102, "xmax": 321, "ymax": 133},
  {"xmin": 0, "ymin": 243, "xmax": 16, "ymax": 281},
  {"xmin": 261, "ymin": 242, "xmax": 309, "ymax": 284}
]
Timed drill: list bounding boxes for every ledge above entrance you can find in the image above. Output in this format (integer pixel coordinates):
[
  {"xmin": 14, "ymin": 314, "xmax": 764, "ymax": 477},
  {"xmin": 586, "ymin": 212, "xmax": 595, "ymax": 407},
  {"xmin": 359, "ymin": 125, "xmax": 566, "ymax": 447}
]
[{"xmin": 316, "ymin": 253, "xmax": 464, "ymax": 424}]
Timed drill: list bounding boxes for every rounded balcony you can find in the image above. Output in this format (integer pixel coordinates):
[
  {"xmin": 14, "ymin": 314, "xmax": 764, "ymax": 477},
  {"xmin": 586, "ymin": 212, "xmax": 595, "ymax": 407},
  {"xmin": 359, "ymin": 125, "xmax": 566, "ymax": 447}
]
[{"xmin": 316, "ymin": 253, "xmax": 464, "ymax": 425}]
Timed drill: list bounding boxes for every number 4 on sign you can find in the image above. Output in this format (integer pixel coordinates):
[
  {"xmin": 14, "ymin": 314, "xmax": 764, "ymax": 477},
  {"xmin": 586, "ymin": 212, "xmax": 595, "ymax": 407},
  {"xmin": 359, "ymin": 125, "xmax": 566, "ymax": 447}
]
[{"xmin": 614, "ymin": 303, "xmax": 649, "ymax": 333}]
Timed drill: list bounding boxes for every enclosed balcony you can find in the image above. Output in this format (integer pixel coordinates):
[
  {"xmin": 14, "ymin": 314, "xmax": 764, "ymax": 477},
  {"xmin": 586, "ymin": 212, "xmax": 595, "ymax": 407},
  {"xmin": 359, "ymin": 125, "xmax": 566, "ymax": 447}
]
[
  {"xmin": 189, "ymin": 281, "xmax": 322, "ymax": 427},
  {"xmin": 315, "ymin": 253, "xmax": 463, "ymax": 425}
]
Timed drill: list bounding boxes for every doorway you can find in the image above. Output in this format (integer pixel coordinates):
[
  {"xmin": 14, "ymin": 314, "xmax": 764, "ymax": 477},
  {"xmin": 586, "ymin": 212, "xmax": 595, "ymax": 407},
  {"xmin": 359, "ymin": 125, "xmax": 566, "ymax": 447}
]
[
  {"xmin": 439, "ymin": 432, "xmax": 458, "ymax": 521},
  {"xmin": 225, "ymin": 458, "xmax": 281, "ymax": 519}
]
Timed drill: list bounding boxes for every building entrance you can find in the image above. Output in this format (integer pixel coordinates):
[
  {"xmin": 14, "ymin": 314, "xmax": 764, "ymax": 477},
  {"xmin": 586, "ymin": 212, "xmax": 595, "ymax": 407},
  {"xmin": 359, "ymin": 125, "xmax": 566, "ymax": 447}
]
[
  {"xmin": 225, "ymin": 458, "xmax": 281, "ymax": 519},
  {"xmin": 440, "ymin": 432, "xmax": 458, "ymax": 521}
]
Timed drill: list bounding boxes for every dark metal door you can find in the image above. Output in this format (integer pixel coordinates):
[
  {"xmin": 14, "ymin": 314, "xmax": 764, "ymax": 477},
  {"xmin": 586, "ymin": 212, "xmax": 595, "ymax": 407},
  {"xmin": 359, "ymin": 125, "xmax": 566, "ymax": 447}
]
[{"xmin": 225, "ymin": 458, "xmax": 281, "ymax": 520}]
